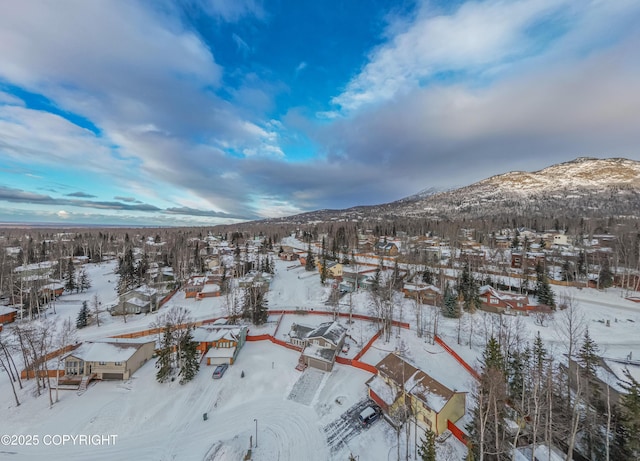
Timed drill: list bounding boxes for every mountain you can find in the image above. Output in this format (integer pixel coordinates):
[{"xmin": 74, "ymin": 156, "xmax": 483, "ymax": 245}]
[{"xmin": 267, "ymin": 157, "xmax": 640, "ymax": 224}]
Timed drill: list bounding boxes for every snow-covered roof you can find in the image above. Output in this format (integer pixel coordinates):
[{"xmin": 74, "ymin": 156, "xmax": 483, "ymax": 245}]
[
  {"xmin": 205, "ymin": 346, "xmax": 236, "ymax": 359},
  {"xmin": 306, "ymin": 321, "xmax": 347, "ymax": 346},
  {"xmin": 125, "ymin": 297, "xmax": 149, "ymax": 307},
  {"xmin": 302, "ymin": 343, "xmax": 336, "ymax": 363},
  {"xmin": 66, "ymin": 340, "xmax": 153, "ymax": 363},
  {"xmin": 134, "ymin": 285, "xmax": 157, "ymax": 296},
  {"xmin": 0, "ymin": 305, "xmax": 18, "ymax": 316},
  {"xmin": 192, "ymin": 325, "xmax": 245, "ymax": 343},
  {"xmin": 366, "ymin": 375, "xmax": 397, "ymax": 405},
  {"xmin": 375, "ymin": 353, "xmax": 462, "ymax": 413}
]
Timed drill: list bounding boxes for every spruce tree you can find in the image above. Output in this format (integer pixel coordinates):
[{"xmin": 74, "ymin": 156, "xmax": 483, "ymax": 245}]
[
  {"xmin": 178, "ymin": 328, "xmax": 199, "ymax": 384},
  {"xmin": 599, "ymin": 258, "xmax": 613, "ymax": 288},
  {"xmin": 442, "ymin": 283, "xmax": 460, "ymax": 318},
  {"xmin": 417, "ymin": 430, "xmax": 437, "ymax": 461},
  {"xmin": 618, "ymin": 369, "xmax": 640, "ymax": 458},
  {"xmin": 76, "ymin": 301, "xmax": 89, "ymax": 328},
  {"xmin": 78, "ymin": 269, "xmax": 91, "ymax": 292},
  {"xmin": 64, "ymin": 259, "xmax": 76, "ymax": 293},
  {"xmin": 535, "ymin": 262, "xmax": 555, "ymax": 308},
  {"xmin": 305, "ymin": 243, "xmax": 315, "ymax": 271},
  {"xmin": 155, "ymin": 325, "xmax": 173, "ymax": 383}
]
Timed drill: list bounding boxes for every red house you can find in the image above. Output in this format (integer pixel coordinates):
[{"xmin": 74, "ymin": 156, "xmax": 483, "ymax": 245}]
[
  {"xmin": 478, "ymin": 286, "xmax": 534, "ymax": 313},
  {"xmin": 0, "ymin": 305, "xmax": 18, "ymax": 324}
]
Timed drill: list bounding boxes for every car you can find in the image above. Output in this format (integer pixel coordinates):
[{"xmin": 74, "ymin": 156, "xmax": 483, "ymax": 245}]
[
  {"xmin": 212, "ymin": 363, "xmax": 228, "ymax": 379},
  {"xmin": 358, "ymin": 404, "xmax": 381, "ymax": 426},
  {"xmin": 341, "ymin": 343, "xmax": 350, "ymax": 354}
]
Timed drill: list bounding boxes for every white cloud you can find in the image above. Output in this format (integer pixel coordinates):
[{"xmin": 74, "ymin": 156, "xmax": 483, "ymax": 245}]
[
  {"xmin": 57, "ymin": 210, "xmax": 70, "ymax": 219},
  {"xmin": 332, "ymin": 0, "xmax": 571, "ymax": 112},
  {"xmin": 0, "ymin": 91, "xmax": 24, "ymax": 106}
]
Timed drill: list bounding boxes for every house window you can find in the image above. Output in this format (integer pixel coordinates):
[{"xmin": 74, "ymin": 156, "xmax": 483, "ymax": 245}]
[
  {"xmin": 114, "ymin": 362, "xmax": 122, "ymax": 366},
  {"xmin": 517, "ymin": 303, "xmax": 523, "ymax": 307},
  {"xmin": 490, "ymin": 298, "xmax": 499, "ymax": 304},
  {"xmin": 99, "ymin": 361, "xmax": 106, "ymax": 366}
]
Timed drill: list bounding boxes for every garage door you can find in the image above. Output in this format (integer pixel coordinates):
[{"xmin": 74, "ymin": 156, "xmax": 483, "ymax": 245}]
[{"xmin": 101, "ymin": 373, "xmax": 124, "ymax": 380}]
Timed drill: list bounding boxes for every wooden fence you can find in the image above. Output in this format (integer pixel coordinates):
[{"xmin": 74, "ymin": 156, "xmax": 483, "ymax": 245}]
[{"xmin": 434, "ymin": 335, "xmax": 480, "ymax": 380}]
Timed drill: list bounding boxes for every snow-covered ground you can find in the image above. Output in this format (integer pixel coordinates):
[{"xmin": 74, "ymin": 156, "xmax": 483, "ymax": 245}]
[{"xmin": 1, "ymin": 255, "xmax": 640, "ymax": 460}]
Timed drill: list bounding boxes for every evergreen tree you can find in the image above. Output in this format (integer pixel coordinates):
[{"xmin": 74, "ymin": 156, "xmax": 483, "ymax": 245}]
[
  {"xmin": 304, "ymin": 243, "xmax": 315, "ymax": 271},
  {"xmin": 78, "ymin": 269, "xmax": 91, "ymax": 292},
  {"xmin": 468, "ymin": 336, "xmax": 508, "ymax": 460},
  {"xmin": 535, "ymin": 262, "xmax": 555, "ymax": 308},
  {"xmin": 442, "ymin": 283, "xmax": 460, "ymax": 318},
  {"xmin": 64, "ymin": 259, "xmax": 76, "ymax": 293},
  {"xmin": 422, "ymin": 268, "xmax": 434, "ymax": 285},
  {"xmin": 577, "ymin": 328, "xmax": 605, "ymax": 460},
  {"xmin": 417, "ymin": 430, "xmax": 437, "ymax": 461},
  {"xmin": 599, "ymin": 257, "xmax": 614, "ymax": 288},
  {"xmin": 178, "ymin": 328, "xmax": 199, "ymax": 384},
  {"xmin": 458, "ymin": 262, "xmax": 480, "ymax": 313},
  {"xmin": 618, "ymin": 369, "xmax": 640, "ymax": 458},
  {"xmin": 117, "ymin": 248, "xmax": 136, "ymax": 295},
  {"xmin": 155, "ymin": 325, "xmax": 173, "ymax": 383},
  {"xmin": 76, "ymin": 301, "xmax": 89, "ymax": 328}
]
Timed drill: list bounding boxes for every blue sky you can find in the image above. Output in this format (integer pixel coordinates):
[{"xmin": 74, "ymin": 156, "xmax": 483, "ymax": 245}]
[{"xmin": 1, "ymin": 0, "xmax": 639, "ymax": 226}]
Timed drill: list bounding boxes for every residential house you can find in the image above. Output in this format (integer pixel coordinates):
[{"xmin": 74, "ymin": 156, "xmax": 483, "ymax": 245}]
[
  {"xmin": 193, "ymin": 325, "xmax": 248, "ymax": 365},
  {"xmin": 402, "ymin": 282, "xmax": 441, "ymax": 305},
  {"xmin": 63, "ymin": 339, "xmax": 155, "ymax": 380},
  {"xmin": 565, "ymin": 355, "xmax": 640, "ymax": 408},
  {"xmin": 113, "ymin": 285, "xmax": 158, "ymax": 315},
  {"xmin": 366, "ymin": 353, "xmax": 466, "ymax": 435},
  {"xmin": 288, "ymin": 321, "xmax": 347, "ymax": 371},
  {"xmin": 478, "ymin": 286, "xmax": 534, "ymax": 314},
  {"xmin": 375, "ymin": 241, "xmax": 399, "ymax": 256},
  {"xmin": 184, "ymin": 276, "xmax": 206, "ymax": 298},
  {"xmin": 316, "ymin": 260, "xmax": 343, "ymax": 279},
  {"xmin": 0, "ymin": 305, "xmax": 18, "ymax": 325}
]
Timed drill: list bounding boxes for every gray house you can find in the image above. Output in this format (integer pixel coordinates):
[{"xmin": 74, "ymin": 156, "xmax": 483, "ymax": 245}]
[{"xmin": 289, "ymin": 321, "xmax": 347, "ymax": 372}]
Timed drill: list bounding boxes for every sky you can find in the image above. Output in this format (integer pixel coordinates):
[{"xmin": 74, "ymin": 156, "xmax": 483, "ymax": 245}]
[{"xmin": 1, "ymin": 0, "xmax": 639, "ymax": 227}]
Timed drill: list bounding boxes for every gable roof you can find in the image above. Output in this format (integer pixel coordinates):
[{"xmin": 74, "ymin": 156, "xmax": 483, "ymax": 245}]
[
  {"xmin": 306, "ymin": 321, "xmax": 347, "ymax": 346},
  {"xmin": 375, "ymin": 353, "xmax": 461, "ymax": 412},
  {"xmin": 65, "ymin": 340, "xmax": 153, "ymax": 363},
  {"xmin": 479, "ymin": 285, "xmax": 529, "ymax": 307}
]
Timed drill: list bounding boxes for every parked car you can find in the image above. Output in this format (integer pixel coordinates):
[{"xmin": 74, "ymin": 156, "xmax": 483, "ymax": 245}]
[
  {"xmin": 358, "ymin": 404, "xmax": 381, "ymax": 426},
  {"xmin": 212, "ymin": 363, "xmax": 228, "ymax": 379},
  {"xmin": 341, "ymin": 343, "xmax": 350, "ymax": 354}
]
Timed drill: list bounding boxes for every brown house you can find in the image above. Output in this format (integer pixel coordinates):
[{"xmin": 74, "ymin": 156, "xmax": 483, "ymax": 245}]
[
  {"xmin": 366, "ymin": 353, "xmax": 466, "ymax": 435},
  {"xmin": 402, "ymin": 283, "xmax": 441, "ymax": 305},
  {"xmin": 0, "ymin": 305, "xmax": 18, "ymax": 324},
  {"xmin": 478, "ymin": 285, "xmax": 533, "ymax": 313},
  {"xmin": 63, "ymin": 339, "xmax": 155, "ymax": 380},
  {"xmin": 193, "ymin": 324, "xmax": 248, "ymax": 365}
]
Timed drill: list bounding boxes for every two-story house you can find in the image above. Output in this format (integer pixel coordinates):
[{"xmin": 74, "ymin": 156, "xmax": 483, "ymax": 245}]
[
  {"xmin": 193, "ymin": 324, "xmax": 248, "ymax": 365},
  {"xmin": 366, "ymin": 353, "xmax": 466, "ymax": 435}
]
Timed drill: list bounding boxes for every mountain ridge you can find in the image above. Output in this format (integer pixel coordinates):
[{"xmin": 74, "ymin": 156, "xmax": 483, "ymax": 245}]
[{"xmin": 266, "ymin": 157, "xmax": 640, "ymax": 223}]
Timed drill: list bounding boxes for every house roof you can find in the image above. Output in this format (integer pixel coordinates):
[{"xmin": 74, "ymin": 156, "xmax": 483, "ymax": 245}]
[
  {"xmin": 288, "ymin": 323, "xmax": 316, "ymax": 340},
  {"xmin": 65, "ymin": 340, "xmax": 153, "ymax": 363},
  {"xmin": 479, "ymin": 285, "xmax": 529, "ymax": 306},
  {"xmin": 366, "ymin": 375, "xmax": 397, "ymax": 405},
  {"xmin": 374, "ymin": 353, "xmax": 461, "ymax": 412},
  {"xmin": 306, "ymin": 321, "xmax": 347, "ymax": 346},
  {"xmin": 302, "ymin": 343, "xmax": 337, "ymax": 363},
  {"xmin": 192, "ymin": 325, "xmax": 245, "ymax": 343},
  {"xmin": 205, "ymin": 346, "xmax": 236, "ymax": 359},
  {"xmin": 0, "ymin": 306, "xmax": 18, "ymax": 316}
]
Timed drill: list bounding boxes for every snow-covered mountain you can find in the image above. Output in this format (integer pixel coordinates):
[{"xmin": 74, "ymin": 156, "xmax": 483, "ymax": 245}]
[{"xmin": 270, "ymin": 157, "xmax": 640, "ymax": 223}]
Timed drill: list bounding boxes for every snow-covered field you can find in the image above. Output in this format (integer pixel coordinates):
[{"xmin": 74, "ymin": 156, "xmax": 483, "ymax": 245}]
[{"xmin": 1, "ymin": 255, "xmax": 640, "ymax": 460}]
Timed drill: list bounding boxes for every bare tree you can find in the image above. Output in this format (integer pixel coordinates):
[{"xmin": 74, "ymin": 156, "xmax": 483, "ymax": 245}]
[
  {"xmin": 54, "ymin": 317, "xmax": 77, "ymax": 403},
  {"xmin": 553, "ymin": 293, "xmax": 586, "ymax": 408},
  {"xmin": 92, "ymin": 293, "xmax": 101, "ymax": 327}
]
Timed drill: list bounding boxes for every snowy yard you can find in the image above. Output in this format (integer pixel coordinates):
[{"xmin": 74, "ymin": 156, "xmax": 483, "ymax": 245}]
[{"xmin": 1, "ymin": 255, "xmax": 640, "ymax": 460}]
